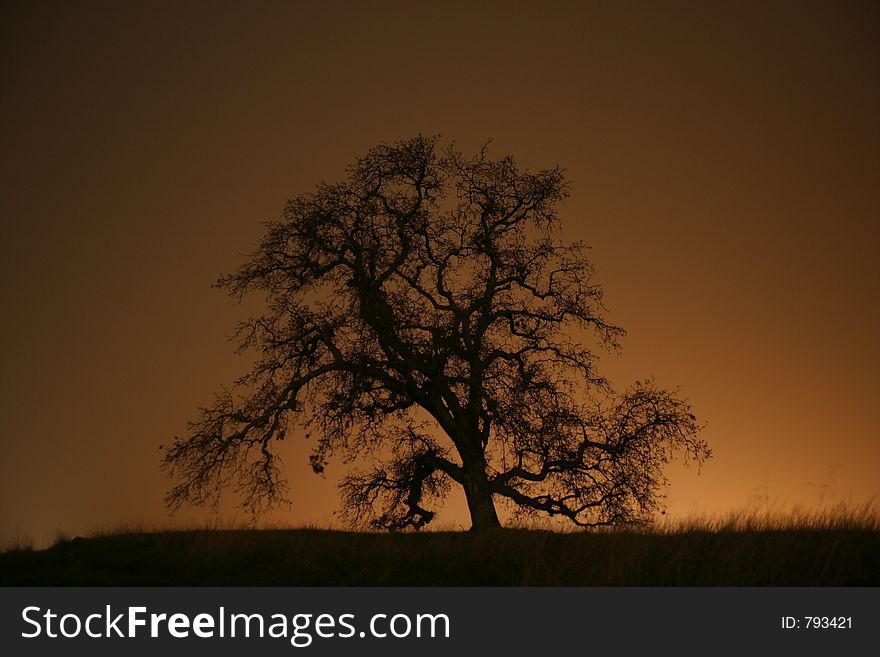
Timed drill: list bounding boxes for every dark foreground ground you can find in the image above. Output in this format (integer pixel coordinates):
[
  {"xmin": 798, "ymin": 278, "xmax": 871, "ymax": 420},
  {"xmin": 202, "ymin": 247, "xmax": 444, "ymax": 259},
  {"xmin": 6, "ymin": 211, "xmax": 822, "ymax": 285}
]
[{"xmin": 1, "ymin": 526, "xmax": 878, "ymax": 586}]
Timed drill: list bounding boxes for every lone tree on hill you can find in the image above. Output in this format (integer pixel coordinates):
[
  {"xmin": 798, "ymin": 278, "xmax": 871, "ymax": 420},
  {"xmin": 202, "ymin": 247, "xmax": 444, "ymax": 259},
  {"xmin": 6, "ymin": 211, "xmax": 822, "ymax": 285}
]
[{"xmin": 163, "ymin": 135, "xmax": 709, "ymax": 532}]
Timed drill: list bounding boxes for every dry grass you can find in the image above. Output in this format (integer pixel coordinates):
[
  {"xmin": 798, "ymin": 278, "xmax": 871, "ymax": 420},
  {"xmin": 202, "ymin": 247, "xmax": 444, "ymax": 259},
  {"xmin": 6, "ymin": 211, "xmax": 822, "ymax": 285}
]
[
  {"xmin": 1, "ymin": 505, "xmax": 877, "ymax": 586},
  {"xmin": 0, "ymin": 530, "xmax": 33, "ymax": 554},
  {"xmin": 655, "ymin": 503, "xmax": 880, "ymax": 533}
]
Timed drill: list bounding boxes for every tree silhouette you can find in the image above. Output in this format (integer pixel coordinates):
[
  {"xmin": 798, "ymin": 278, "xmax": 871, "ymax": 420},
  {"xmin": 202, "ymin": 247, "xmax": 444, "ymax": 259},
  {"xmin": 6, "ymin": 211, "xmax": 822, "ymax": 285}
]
[{"xmin": 163, "ymin": 135, "xmax": 709, "ymax": 532}]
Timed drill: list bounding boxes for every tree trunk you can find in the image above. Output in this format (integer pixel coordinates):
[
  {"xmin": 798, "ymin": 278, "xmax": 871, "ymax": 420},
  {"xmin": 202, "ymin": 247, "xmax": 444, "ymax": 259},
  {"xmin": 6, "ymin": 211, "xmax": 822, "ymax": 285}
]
[{"xmin": 461, "ymin": 458, "xmax": 501, "ymax": 531}]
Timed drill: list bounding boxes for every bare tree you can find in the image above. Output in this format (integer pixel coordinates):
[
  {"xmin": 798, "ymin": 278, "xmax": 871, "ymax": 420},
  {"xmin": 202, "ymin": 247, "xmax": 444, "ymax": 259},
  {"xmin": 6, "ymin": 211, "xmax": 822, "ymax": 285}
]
[{"xmin": 163, "ymin": 135, "xmax": 709, "ymax": 532}]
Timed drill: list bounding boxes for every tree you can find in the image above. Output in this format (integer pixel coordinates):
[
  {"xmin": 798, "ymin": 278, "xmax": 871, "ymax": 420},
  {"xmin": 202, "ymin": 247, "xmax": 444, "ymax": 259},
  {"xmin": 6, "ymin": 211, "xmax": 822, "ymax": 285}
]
[{"xmin": 163, "ymin": 135, "xmax": 709, "ymax": 532}]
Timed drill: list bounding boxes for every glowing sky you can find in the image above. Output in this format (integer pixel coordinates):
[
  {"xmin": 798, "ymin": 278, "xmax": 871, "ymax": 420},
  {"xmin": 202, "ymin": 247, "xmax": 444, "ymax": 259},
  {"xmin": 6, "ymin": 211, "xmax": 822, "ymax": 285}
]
[{"xmin": 2, "ymin": 1, "xmax": 878, "ymax": 546}]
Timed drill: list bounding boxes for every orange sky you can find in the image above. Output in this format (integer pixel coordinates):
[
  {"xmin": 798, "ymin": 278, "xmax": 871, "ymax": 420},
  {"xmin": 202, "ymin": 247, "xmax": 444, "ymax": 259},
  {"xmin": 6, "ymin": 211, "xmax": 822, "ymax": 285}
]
[{"xmin": 2, "ymin": 1, "xmax": 878, "ymax": 546}]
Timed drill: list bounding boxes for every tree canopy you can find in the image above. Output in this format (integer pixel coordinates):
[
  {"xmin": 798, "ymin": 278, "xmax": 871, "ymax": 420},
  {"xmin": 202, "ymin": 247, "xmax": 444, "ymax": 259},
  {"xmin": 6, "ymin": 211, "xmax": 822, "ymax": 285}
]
[{"xmin": 163, "ymin": 135, "xmax": 709, "ymax": 531}]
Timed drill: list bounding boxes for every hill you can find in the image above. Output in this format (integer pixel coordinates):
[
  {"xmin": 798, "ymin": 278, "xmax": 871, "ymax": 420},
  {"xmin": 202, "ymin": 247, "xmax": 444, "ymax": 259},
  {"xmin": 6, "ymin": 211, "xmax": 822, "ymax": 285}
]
[{"xmin": 2, "ymin": 524, "xmax": 878, "ymax": 586}]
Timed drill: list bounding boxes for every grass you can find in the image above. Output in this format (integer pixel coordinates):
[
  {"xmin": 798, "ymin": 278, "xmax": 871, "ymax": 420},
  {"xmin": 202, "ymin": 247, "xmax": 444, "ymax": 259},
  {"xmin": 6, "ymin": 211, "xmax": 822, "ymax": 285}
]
[
  {"xmin": 1, "ymin": 507, "xmax": 877, "ymax": 586},
  {"xmin": 0, "ymin": 530, "xmax": 33, "ymax": 554}
]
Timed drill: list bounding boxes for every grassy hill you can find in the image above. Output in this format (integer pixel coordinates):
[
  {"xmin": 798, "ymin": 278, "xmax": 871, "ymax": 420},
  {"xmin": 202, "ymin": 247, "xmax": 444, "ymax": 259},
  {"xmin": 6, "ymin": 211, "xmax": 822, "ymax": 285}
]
[{"xmin": 2, "ymin": 516, "xmax": 878, "ymax": 586}]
